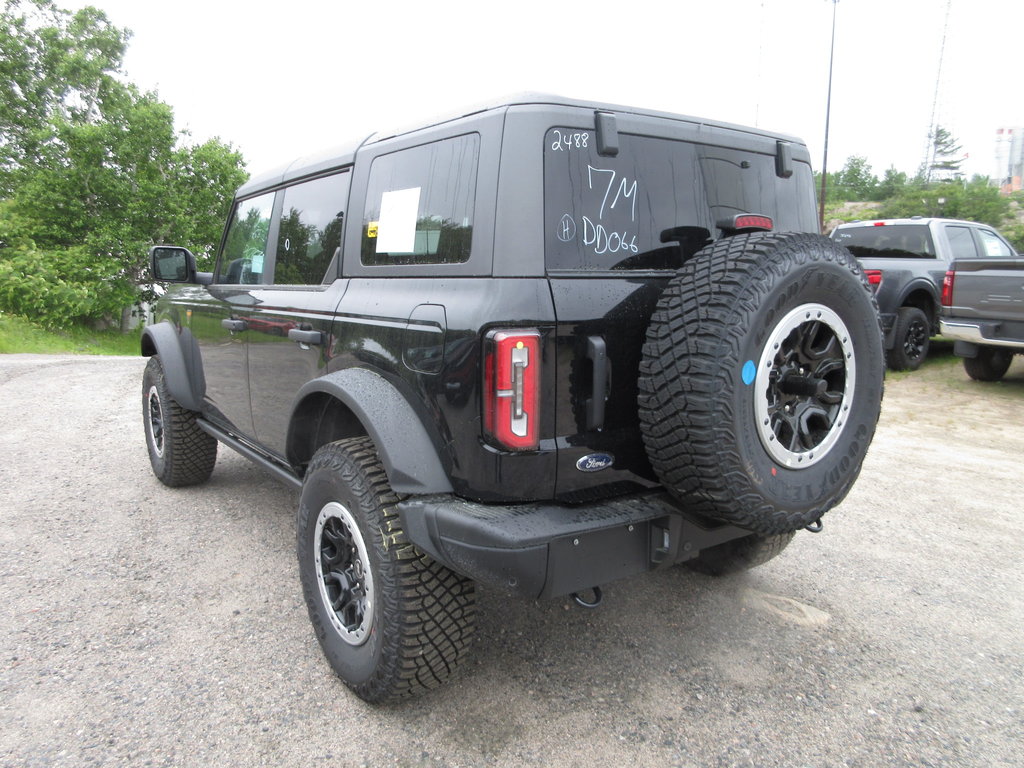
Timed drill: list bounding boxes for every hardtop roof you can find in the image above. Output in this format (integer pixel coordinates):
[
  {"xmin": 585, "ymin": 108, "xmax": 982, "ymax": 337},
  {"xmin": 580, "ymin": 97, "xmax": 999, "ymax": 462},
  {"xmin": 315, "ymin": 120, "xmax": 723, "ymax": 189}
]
[{"xmin": 236, "ymin": 92, "xmax": 807, "ymax": 199}]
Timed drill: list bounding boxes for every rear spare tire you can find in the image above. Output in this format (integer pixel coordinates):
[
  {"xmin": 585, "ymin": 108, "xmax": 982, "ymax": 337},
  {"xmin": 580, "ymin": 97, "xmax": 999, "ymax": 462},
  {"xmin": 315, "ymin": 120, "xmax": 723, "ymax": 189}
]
[{"xmin": 638, "ymin": 233, "xmax": 884, "ymax": 535}]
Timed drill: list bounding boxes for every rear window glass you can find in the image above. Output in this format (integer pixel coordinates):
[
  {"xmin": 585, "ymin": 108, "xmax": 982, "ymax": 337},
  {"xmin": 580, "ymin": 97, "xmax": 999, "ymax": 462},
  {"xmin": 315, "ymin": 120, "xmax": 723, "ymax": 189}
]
[
  {"xmin": 833, "ymin": 224, "xmax": 936, "ymax": 258},
  {"xmin": 544, "ymin": 129, "xmax": 817, "ymax": 271}
]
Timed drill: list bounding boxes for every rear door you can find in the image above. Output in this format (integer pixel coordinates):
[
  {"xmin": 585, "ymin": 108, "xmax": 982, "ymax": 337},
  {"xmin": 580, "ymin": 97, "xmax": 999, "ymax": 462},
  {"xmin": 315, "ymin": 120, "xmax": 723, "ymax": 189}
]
[
  {"xmin": 246, "ymin": 171, "xmax": 352, "ymax": 457},
  {"xmin": 543, "ymin": 120, "xmax": 818, "ymax": 499}
]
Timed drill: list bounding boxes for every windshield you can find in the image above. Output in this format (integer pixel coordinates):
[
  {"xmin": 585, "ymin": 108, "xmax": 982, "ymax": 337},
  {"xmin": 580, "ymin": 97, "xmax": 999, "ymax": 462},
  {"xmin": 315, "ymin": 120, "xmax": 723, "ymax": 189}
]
[{"xmin": 833, "ymin": 224, "xmax": 936, "ymax": 258}]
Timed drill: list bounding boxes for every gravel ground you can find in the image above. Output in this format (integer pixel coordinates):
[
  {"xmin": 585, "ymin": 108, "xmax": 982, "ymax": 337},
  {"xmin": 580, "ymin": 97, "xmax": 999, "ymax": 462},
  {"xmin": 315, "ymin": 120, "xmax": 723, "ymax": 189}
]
[{"xmin": 1, "ymin": 351, "xmax": 1022, "ymax": 768}]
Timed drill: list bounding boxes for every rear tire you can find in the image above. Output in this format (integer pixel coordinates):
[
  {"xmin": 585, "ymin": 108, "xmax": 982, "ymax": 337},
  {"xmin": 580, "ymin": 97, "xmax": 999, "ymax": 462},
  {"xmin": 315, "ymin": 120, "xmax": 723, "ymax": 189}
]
[
  {"xmin": 963, "ymin": 347, "xmax": 1014, "ymax": 382},
  {"xmin": 886, "ymin": 306, "xmax": 930, "ymax": 371},
  {"xmin": 297, "ymin": 437, "xmax": 476, "ymax": 703},
  {"xmin": 685, "ymin": 532, "xmax": 795, "ymax": 576},
  {"xmin": 638, "ymin": 233, "xmax": 884, "ymax": 535},
  {"xmin": 142, "ymin": 356, "xmax": 217, "ymax": 486}
]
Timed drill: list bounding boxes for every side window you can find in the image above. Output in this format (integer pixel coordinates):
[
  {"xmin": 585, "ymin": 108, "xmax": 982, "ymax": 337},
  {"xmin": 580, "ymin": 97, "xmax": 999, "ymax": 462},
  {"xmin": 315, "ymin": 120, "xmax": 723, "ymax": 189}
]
[
  {"xmin": 219, "ymin": 192, "xmax": 275, "ymax": 284},
  {"xmin": 977, "ymin": 229, "xmax": 1013, "ymax": 258},
  {"xmin": 946, "ymin": 225, "xmax": 979, "ymax": 259},
  {"xmin": 274, "ymin": 172, "xmax": 350, "ymax": 284},
  {"xmin": 360, "ymin": 134, "xmax": 478, "ymax": 266}
]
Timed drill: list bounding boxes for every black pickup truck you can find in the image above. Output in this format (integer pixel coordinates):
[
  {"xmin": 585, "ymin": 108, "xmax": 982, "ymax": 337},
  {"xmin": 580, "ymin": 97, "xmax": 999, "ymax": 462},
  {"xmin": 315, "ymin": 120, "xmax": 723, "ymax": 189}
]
[
  {"xmin": 831, "ymin": 217, "xmax": 1018, "ymax": 370},
  {"xmin": 141, "ymin": 94, "xmax": 884, "ymax": 701},
  {"xmin": 941, "ymin": 256, "xmax": 1024, "ymax": 380}
]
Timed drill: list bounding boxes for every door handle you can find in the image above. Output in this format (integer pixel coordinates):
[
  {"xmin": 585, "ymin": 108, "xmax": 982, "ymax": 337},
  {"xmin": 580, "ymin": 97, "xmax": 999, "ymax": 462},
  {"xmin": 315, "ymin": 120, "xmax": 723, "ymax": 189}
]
[
  {"xmin": 288, "ymin": 328, "xmax": 323, "ymax": 346},
  {"xmin": 221, "ymin": 318, "xmax": 246, "ymax": 332},
  {"xmin": 586, "ymin": 335, "xmax": 608, "ymax": 430}
]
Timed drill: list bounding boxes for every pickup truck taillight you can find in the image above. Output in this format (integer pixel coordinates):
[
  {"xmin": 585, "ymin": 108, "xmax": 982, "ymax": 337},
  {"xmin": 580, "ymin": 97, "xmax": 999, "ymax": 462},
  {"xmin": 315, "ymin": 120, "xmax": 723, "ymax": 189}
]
[
  {"xmin": 483, "ymin": 330, "xmax": 540, "ymax": 450},
  {"xmin": 941, "ymin": 270, "xmax": 955, "ymax": 307},
  {"xmin": 864, "ymin": 269, "xmax": 883, "ymax": 290}
]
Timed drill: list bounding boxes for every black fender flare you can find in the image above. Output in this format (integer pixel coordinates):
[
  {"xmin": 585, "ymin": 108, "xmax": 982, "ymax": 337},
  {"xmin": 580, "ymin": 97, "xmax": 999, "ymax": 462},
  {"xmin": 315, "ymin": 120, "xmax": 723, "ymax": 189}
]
[
  {"xmin": 140, "ymin": 322, "xmax": 205, "ymax": 413},
  {"xmin": 291, "ymin": 368, "xmax": 453, "ymax": 496}
]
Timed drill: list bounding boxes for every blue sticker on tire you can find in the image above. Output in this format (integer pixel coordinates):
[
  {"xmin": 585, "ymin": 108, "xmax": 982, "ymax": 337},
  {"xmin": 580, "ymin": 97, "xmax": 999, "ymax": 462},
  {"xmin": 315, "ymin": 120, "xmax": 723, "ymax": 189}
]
[{"xmin": 742, "ymin": 360, "xmax": 756, "ymax": 386}]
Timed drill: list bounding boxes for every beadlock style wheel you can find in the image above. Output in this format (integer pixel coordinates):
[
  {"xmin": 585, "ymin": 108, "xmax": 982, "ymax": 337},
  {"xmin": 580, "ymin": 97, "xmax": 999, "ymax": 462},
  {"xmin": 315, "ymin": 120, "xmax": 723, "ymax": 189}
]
[
  {"xmin": 314, "ymin": 501, "xmax": 374, "ymax": 646},
  {"xmin": 638, "ymin": 232, "xmax": 885, "ymax": 534},
  {"xmin": 754, "ymin": 303, "xmax": 855, "ymax": 469},
  {"xmin": 145, "ymin": 384, "xmax": 165, "ymax": 458}
]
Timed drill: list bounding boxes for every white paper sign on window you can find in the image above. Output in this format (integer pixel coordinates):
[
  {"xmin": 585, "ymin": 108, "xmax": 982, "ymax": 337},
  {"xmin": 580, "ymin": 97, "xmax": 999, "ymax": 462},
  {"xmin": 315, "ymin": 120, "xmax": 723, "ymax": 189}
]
[{"xmin": 376, "ymin": 187, "xmax": 421, "ymax": 253}]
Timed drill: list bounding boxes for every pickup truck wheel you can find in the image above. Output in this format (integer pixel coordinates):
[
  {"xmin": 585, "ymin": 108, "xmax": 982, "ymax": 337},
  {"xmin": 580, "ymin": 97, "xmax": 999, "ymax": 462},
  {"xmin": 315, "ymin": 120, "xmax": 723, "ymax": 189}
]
[
  {"xmin": 684, "ymin": 532, "xmax": 795, "ymax": 576},
  {"xmin": 963, "ymin": 347, "xmax": 1014, "ymax": 382},
  {"xmin": 886, "ymin": 306, "xmax": 930, "ymax": 371},
  {"xmin": 142, "ymin": 356, "xmax": 217, "ymax": 487},
  {"xmin": 297, "ymin": 437, "xmax": 476, "ymax": 703},
  {"xmin": 639, "ymin": 232, "xmax": 884, "ymax": 535}
]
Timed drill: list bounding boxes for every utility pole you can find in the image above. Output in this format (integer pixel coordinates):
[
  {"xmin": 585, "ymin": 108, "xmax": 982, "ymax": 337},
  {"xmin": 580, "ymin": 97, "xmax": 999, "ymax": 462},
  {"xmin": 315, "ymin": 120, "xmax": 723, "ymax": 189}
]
[{"xmin": 819, "ymin": 0, "xmax": 839, "ymax": 233}]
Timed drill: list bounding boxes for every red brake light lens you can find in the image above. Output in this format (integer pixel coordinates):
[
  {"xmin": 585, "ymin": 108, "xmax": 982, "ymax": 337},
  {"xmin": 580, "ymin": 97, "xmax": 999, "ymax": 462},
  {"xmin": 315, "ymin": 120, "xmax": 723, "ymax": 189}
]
[
  {"xmin": 941, "ymin": 270, "xmax": 955, "ymax": 307},
  {"xmin": 873, "ymin": 221, "xmax": 887, "ymax": 226},
  {"xmin": 484, "ymin": 330, "xmax": 540, "ymax": 451},
  {"xmin": 864, "ymin": 269, "xmax": 883, "ymax": 288}
]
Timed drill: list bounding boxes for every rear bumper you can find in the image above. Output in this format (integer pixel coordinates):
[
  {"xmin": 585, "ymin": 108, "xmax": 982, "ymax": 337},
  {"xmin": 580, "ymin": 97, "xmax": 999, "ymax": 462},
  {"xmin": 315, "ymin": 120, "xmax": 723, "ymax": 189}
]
[
  {"xmin": 397, "ymin": 492, "xmax": 750, "ymax": 599},
  {"xmin": 941, "ymin": 319, "xmax": 1024, "ymax": 351}
]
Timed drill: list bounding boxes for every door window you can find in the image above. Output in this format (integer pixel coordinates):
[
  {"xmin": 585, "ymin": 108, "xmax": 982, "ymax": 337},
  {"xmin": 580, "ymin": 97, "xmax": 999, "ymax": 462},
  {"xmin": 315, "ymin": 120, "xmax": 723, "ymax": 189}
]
[
  {"xmin": 977, "ymin": 229, "xmax": 1014, "ymax": 258},
  {"xmin": 945, "ymin": 225, "xmax": 979, "ymax": 259},
  {"xmin": 274, "ymin": 172, "xmax": 350, "ymax": 284},
  {"xmin": 218, "ymin": 192, "xmax": 276, "ymax": 284}
]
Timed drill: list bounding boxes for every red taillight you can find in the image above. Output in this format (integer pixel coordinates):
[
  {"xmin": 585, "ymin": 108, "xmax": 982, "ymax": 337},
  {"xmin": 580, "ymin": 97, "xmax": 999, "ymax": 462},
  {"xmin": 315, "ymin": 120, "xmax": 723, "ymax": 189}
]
[
  {"xmin": 484, "ymin": 330, "xmax": 540, "ymax": 450},
  {"xmin": 941, "ymin": 270, "xmax": 955, "ymax": 307},
  {"xmin": 864, "ymin": 269, "xmax": 883, "ymax": 290},
  {"xmin": 873, "ymin": 221, "xmax": 887, "ymax": 226}
]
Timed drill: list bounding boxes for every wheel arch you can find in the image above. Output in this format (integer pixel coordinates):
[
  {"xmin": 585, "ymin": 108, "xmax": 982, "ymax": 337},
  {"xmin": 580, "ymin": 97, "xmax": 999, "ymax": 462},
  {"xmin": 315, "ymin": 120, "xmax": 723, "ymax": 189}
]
[
  {"xmin": 899, "ymin": 282, "xmax": 941, "ymax": 329},
  {"xmin": 287, "ymin": 368, "xmax": 453, "ymax": 495},
  {"xmin": 140, "ymin": 322, "xmax": 205, "ymax": 412}
]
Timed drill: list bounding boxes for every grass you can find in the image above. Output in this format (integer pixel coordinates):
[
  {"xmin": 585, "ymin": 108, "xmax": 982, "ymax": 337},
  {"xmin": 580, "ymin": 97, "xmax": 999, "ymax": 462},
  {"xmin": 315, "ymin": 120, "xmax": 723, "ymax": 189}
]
[{"xmin": 0, "ymin": 312, "xmax": 141, "ymax": 356}]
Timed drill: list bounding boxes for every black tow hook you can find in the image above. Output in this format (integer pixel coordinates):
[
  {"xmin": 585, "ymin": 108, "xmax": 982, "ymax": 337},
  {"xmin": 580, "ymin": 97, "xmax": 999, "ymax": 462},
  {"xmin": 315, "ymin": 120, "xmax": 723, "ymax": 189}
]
[
  {"xmin": 805, "ymin": 519, "xmax": 824, "ymax": 533},
  {"xmin": 571, "ymin": 586, "xmax": 603, "ymax": 609}
]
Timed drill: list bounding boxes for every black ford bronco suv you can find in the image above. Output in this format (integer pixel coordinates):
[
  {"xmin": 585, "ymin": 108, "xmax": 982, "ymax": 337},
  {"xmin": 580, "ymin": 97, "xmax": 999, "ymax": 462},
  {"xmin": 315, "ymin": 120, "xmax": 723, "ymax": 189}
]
[{"xmin": 141, "ymin": 94, "xmax": 884, "ymax": 702}]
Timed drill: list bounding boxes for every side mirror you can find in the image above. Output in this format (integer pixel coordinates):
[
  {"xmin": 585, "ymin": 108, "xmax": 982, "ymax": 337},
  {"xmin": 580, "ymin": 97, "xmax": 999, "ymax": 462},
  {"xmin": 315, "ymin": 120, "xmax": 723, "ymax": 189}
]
[{"xmin": 149, "ymin": 246, "xmax": 211, "ymax": 285}]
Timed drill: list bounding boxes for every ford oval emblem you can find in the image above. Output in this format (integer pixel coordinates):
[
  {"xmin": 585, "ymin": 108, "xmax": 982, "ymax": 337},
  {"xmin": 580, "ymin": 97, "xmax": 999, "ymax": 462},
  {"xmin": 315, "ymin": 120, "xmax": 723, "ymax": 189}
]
[{"xmin": 576, "ymin": 453, "xmax": 615, "ymax": 473}]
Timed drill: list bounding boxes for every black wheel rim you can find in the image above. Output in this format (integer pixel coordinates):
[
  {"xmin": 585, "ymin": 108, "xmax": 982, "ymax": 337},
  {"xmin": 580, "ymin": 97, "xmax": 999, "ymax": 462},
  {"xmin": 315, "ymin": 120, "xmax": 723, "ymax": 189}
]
[
  {"xmin": 904, "ymin": 319, "xmax": 928, "ymax": 363},
  {"xmin": 146, "ymin": 385, "xmax": 164, "ymax": 457},
  {"xmin": 314, "ymin": 502, "xmax": 373, "ymax": 646},
  {"xmin": 755, "ymin": 303, "xmax": 856, "ymax": 468}
]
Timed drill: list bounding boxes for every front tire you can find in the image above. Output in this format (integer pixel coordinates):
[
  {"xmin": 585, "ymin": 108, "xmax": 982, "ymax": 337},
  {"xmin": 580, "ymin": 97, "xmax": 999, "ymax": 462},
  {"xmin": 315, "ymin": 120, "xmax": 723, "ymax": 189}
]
[
  {"xmin": 297, "ymin": 437, "xmax": 476, "ymax": 703},
  {"xmin": 142, "ymin": 356, "xmax": 217, "ymax": 486},
  {"xmin": 963, "ymin": 347, "xmax": 1014, "ymax": 382},
  {"xmin": 638, "ymin": 233, "xmax": 885, "ymax": 535}
]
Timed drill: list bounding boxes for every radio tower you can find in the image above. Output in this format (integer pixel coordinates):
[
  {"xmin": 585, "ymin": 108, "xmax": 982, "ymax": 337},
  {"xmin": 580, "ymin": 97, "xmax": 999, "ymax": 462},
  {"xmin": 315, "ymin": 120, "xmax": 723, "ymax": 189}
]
[{"xmin": 922, "ymin": 0, "xmax": 953, "ymax": 182}]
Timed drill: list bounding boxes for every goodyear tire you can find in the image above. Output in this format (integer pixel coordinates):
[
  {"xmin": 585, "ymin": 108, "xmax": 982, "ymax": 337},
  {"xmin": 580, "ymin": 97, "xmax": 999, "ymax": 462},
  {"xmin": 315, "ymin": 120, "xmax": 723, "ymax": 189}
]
[
  {"xmin": 142, "ymin": 356, "xmax": 217, "ymax": 486},
  {"xmin": 638, "ymin": 233, "xmax": 884, "ymax": 535},
  {"xmin": 297, "ymin": 437, "xmax": 476, "ymax": 703}
]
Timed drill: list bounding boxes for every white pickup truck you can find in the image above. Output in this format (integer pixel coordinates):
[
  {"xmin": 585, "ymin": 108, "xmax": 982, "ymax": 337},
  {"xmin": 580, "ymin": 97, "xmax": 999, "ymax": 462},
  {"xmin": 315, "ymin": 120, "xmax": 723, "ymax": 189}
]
[{"xmin": 940, "ymin": 256, "xmax": 1024, "ymax": 381}]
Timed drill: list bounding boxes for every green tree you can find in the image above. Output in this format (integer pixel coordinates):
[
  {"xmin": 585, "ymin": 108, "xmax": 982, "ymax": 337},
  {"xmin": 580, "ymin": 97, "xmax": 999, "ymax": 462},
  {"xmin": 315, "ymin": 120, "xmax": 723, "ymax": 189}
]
[
  {"xmin": 0, "ymin": 0, "xmax": 128, "ymax": 195},
  {"xmin": 876, "ymin": 166, "xmax": 910, "ymax": 201},
  {"xmin": 835, "ymin": 156, "xmax": 879, "ymax": 202},
  {"xmin": 878, "ymin": 176, "xmax": 1009, "ymax": 226},
  {"xmin": 0, "ymin": 1, "xmax": 247, "ymax": 328},
  {"xmin": 924, "ymin": 125, "xmax": 964, "ymax": 182}
]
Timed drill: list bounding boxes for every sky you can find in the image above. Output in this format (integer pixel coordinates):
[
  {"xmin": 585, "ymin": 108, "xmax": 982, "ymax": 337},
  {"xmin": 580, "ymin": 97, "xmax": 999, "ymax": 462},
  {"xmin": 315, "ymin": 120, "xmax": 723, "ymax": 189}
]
[{"xmin": 63, "ymin": 0, "xmax": 1022, "ymax": 182}]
